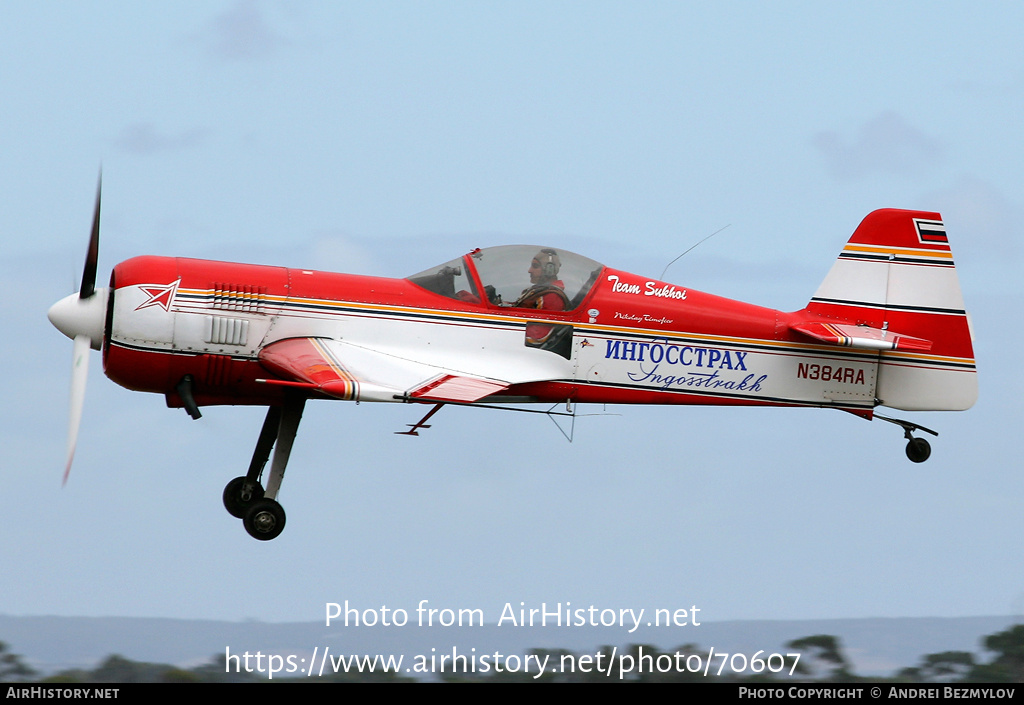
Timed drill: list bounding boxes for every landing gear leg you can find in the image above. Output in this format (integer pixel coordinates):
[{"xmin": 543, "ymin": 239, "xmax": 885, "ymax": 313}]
[
  {"xmin": 224, "ymin": 394, "xmax": 306, "ymax": 540},
  {"xmin": 222, "ymin": 406, "xmax": 281, "ymax": 518},
  {"xmin": 875, "ymin": 413, "xmax": 938, "ymax": 463},
  {"xmin": 263, "ymin": 394, "xmax": 305, "ymax": 502},
  {"xmin": 243, "ymin": 395, "xmax": 304, "ymax": 541}
]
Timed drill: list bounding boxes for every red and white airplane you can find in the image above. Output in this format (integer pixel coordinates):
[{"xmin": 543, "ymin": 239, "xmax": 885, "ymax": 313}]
[{"xmin": 49, "ymin": 184, "xmax": 977, "ymax": 540}]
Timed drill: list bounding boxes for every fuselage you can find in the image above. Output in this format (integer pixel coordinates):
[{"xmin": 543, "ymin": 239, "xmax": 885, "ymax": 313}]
[{"xmin": 96, "ymin": 250, "xmax": 888, "ymax": 416}]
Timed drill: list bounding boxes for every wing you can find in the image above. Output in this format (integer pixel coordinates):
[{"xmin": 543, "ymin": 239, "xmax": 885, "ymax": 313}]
[
  {"xmin": 256, "ymin": 337, "xmax": 510, "ymax": 403},
  {"xmin": 790, "ymin": 321, "xmax": 932, "ymax": 352}
]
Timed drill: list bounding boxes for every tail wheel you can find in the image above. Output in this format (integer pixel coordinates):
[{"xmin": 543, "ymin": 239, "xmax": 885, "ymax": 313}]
[
  {"xmin": 876, "ymin": 414, "xmax": 938, "ymax": 463},
  {"xmin": 906, "ymin": 437, "xmax": 931, "ymax": 463}
]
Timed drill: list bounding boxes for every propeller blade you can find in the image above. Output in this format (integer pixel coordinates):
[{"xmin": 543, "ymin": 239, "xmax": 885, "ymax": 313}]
[
  {"xmin": 80, "ymin": 174, "xmax": 101, "ymax": 299},
  {"xmin": 63, "ymin": 334, "xmax": 91, "ymax": 485}
]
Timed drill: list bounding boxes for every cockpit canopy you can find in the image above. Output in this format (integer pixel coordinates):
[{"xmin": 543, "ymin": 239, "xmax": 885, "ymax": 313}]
[{"xmin": 407, "ymin": 245, "xmax": 604, "ymax": 310}]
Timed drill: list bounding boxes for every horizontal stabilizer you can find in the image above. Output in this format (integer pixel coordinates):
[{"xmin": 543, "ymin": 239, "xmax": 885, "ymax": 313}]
[
  {"xmin": 409, "ymin": 374, "xmax": 508, "ymax": 402},
  {"xmin": 790, "ymin": 321, "xmax": 932, "ymax": 352}
]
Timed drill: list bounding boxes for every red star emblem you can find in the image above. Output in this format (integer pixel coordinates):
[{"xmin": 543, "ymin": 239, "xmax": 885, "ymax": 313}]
[{"xmin": 135, "ymin": 279, "xmax": 180, "ymax": 312}]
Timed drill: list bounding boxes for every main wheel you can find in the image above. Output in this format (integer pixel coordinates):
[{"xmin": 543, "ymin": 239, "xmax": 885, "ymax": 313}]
[
  {"xmin": 906, "ymin": 437, "xmax": 931, "ymax": 463},
  {"xmin": 223, "ymin": 476, "xmax": 264, "ymax": 518},
  {"xmin": 244, "ymin": 499, "xmax": 286, "ymax": 541}
]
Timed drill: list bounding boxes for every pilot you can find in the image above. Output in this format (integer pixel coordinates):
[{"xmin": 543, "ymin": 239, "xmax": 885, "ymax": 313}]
[
  {"xmin": 515, "ymin": 248, "xmax": 570, "ymax": 347},
  {"xmin": 514, "ymin": 248, "xmax": 570, "ymax": 312}
]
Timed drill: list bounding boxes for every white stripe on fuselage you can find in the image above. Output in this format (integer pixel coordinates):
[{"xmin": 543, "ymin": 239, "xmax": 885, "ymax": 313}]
[{"xmin": 116, "ymin": 287, "xmax": 972, "ymax": 409}]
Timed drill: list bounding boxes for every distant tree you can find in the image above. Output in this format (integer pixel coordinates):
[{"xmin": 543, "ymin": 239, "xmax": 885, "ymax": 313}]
[
  {"xmin": 615, "ymin": 643, "xmax": 703, "ymax": 683},
  {"xmin": 967, "ymin": 624, "xmax": 1024, "ymax": 682},
  {"xmin": 91, "ymin": 654, "xmax": 153, "ymax": 682},
  {"xmin": 655, "ymin": 643, "xmax": 707, "ymax": 683},
  {"xmin": 562, "ymin": 644, "xmax": 619, "ymax": 683},
  {"xmin": 0, "ymin": 641, "xmax": 36, "ymax": 682},
  {"xmin": 786, "ymin": 634, "xmax": 854, "ymax": 681},
  {"xmin": 47, "ymin": 654, "xmax": 208, "ymax": 683},
  {"xmin": 189, "ymin": 652, "xmax": 261, "ymax": 683},
  {"xmin": 524, "ymin": 648, "xmax": 575, "ymax": 683},
  {"xmin": 895, "ymin": 651, "xmax": 975, "ymax": 682}
]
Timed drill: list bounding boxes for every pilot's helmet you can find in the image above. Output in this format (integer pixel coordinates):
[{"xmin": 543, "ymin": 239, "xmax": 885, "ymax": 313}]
[{"xmin": 533, "ymin": 248, "xmax": 561, "ymax": 279}]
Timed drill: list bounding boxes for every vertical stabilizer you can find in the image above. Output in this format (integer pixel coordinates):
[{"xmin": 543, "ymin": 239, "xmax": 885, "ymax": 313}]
[{"xmin": 807, "ymin": 209, "xmax": 977, "ymax": 411}]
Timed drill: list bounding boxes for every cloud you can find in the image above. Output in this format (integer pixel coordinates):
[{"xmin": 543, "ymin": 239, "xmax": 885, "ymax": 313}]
[
  {"xmin": 813, "ymin": 112, "xmax": 944, "ymax": 180},
  {"xmin": 203, "ymin": 0, "xmax": 286, "ymax": 61},
  {"xmin": 113, "ymin": 123, "xmax": 207, "ymax": 154}
]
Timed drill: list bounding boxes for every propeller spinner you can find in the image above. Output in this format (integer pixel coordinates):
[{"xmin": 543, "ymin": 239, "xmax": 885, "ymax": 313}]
[{"xmin": 48, "ymin": 177, "xmax": 110, "ymax": 484}]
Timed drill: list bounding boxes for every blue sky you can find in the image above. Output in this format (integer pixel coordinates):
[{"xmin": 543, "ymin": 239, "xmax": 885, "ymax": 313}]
[{"xmin": 2, "ymin": 1, "xmax": 1022, "ymax": 632}]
